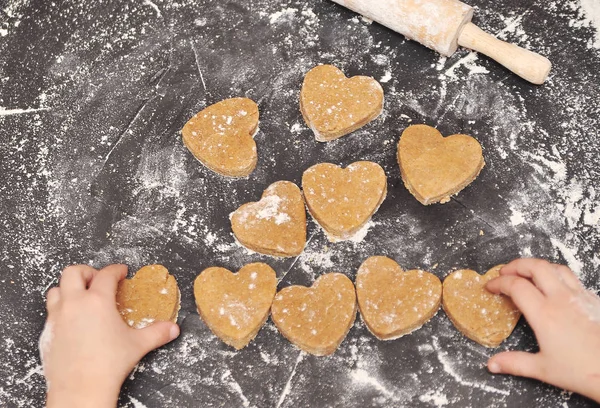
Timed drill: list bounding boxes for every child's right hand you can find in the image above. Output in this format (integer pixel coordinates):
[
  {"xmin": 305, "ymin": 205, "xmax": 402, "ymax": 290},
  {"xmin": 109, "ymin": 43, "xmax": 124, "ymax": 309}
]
[{"xmin": 486, "ymin": 258, "xmax": 600, "ymax": 403}]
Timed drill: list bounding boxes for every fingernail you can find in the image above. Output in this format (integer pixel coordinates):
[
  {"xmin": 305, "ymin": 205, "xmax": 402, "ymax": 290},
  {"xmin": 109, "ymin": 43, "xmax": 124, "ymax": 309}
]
[
  {"xmin": 169, "ymin": 325, "xmax": 180, "ymax": 341},
  {"xmin": 489, "ymin": 362, "xmax": 501, "ymax": 373}
]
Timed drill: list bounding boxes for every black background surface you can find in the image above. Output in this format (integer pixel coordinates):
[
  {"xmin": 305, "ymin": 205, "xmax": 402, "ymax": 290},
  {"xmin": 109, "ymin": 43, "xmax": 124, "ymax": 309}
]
[{"xmin": 1, "ymin": 0, "xmax": 599, "ymax": 406}]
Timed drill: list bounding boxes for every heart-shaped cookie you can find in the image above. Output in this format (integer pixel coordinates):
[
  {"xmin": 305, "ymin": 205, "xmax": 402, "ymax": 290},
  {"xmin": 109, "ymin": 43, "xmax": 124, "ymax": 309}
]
[
  {"xmin": 300, "ymin": 64, "xmax": 384, "ymax": 142},
  {"xmin": 302, "ymin": 161, "xmax": 387, "ymax": 241},
  {"xmin": 182, "ymin": 97, "xmax": 259, "ymax": 177},
  {"xmin": 231, "ymin": 181, "xmax": 307, "ymax": 257},
  {"xmin": 442, "ymin": 265, "xmax": 521, "ymax": 347},
  {"xmin": 116, "ymin": 265, "xmax": 180, "ymax": 329},
  {"xmin": 397, "ymin": 124, "xmax": 484, "ymax": 205},
  {"xmin": 356, "ymin": 256, "xmax": 442, "ymax": 340},
  {"xmin": 194, "ymin": 263, "xmax": 277, "ymax": 350},
  {"xmin": 271, "ymin": 273, "xmax": 357, "ymax": 356}
]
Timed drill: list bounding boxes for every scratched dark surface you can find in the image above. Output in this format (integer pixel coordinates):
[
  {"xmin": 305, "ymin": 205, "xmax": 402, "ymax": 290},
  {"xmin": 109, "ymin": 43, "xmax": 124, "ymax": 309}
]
[{"xmin": 1, "ymin": 0, "xmax": 599, "ymax": 407}]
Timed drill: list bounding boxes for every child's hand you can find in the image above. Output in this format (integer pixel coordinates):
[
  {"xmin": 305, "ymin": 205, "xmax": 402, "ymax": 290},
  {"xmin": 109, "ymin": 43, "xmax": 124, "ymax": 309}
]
[
  {"xmin": 40, "ymin": 264, "xmax": 180, "ymax": 408},
  {"xmin": 486, "ymin": 258, "xmax": 600, "ymax": 403}
]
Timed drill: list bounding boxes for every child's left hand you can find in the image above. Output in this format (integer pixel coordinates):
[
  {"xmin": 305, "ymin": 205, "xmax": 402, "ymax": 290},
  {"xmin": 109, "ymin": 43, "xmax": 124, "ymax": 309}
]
[{"xmin": 40, "ymin": 264, "xmax": 180, "ymax": 408}]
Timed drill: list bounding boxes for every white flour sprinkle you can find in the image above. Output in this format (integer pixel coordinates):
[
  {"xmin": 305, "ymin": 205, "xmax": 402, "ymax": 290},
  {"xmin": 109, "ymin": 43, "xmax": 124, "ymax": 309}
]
[
  {"xmin": 551, "ymin": 238, "xmax": 584, "ymax": 276},
  {"xmin": 269, "ymin": 8, "xmax": 298, "ymax": 24},
  {"xmin": 38, "ymin": 321, "xmax": 53, "ymax": 378},
  {"xmin": 3, "ymin": 0, "xmax": 600, "ymax": 406},
  {"xmin": 129, "ymin": 396, "xmax": 149, "ymax": 408},
  {"xmin": 433, "ymin": 338, "xmax": 510, "ymax": 396},
  {"xmin": 254, "ymin": 196, "xmax": 289, "ymax": 224},
  {"xmin": 350, "ymin": 368, "xmax": 394, "ymax": 397},
  {"xmin": 444, "ymin": 53, "xmax": 489, "ymax": 81},
  {"xmin": 134, "ymin": 317, "xmax": 156, "ymax": 329},
  {"xmin": 578, "ymin": 0, "xmax": 600, "ymax": 48},
  {"xmin": 379, "ymin": 71, "xmax": 392, "ymax": 83},
  {"xmin": 419, "ymin": 389, "xmax": 449, "ymax": 407}
]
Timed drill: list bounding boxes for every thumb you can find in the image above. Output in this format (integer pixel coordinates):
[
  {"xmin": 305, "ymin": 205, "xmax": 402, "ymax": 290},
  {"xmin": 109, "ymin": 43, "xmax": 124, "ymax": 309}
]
[
  {"xmin": 134, "ymin": 322, "xmax": 180, "ymax": 355},
  {"xmin": 488, "ymin": 351, "xmax": 544, "ymax": 380}
]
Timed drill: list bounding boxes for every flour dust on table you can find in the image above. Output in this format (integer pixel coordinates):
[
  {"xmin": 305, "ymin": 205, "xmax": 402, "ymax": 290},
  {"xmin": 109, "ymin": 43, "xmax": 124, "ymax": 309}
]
[{"xmin": 1, "ymin": 0, "xmax": 600, "ymax": 406}]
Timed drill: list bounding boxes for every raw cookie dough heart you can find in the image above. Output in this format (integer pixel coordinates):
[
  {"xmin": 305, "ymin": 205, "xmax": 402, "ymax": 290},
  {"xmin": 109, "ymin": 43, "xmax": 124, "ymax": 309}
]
[
  {"xmin": 231, "ymin": 181, "xmax": 306, "ymax": 257},
  {"xmin": 300, "ymin": 64, "xmax": 384, "ymax": 142},
  {"xmin": 116, "ymin": 265, "xmax": 180, "ymax": 329},
  {"xmin": 182, "ymin": 97, "xmax": 259, "ymax": 177},
  {"xmin": 271, "ymin": 273, "xmax": 357, "ymax": 356},
  {"xmin": 397, "ymin": 124, "xmax": 484, "ymax": 205},
  {"xmin": 442, "ymin": 265, "xmax": 521, "ymax": 347},
  {"xmin": 356, "ymin": 256, "xmax": 442, "ymax": 340},
  {"xmin": 302, "ymin": 161, "xmax": 387, "ymax": 241},
  {"xmin": 194, "ymin": 263, "xmax": 277, "ymax": 350}
]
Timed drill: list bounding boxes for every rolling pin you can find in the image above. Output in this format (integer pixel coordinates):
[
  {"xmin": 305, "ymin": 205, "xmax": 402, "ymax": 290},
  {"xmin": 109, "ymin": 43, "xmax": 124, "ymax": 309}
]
[{"xmin": 331, "ymin": 0, "xmax": 551, "ymax": 84}]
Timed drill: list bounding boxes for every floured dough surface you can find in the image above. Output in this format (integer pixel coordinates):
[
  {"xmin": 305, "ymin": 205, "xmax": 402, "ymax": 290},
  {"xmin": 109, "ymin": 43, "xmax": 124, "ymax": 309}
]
[
  {"xmin": 442, "ymin": 265, "xmax": 521, "ymax": 347},
  {"xmin": 194, "ymin": 263, "xmax": 277, "ymax": 350},
  {"xmin": 300, "ymin": 64, "xmax": 384, "ymax": 141},
  {"xmin": 302, "ymin": 161, "xmax": 387, "ymax": 241},
  {"xmin": 356, "ymin": 256, "xmax": 442, "ymax": 340},
  {"xmin": 116, "ymin": 264, "xmax": 180, "ymax": 329},
  {"xmin": 231, "ymin": 180, "xmax": 307, "ymax": 257},
  {"xmin": 397, "ymin": 124, "xmax": 484, "ymax": 205},
  {"xmin": 182, "ymin": 97, "xmax": 259, "ymax": 177},
  {"xmin": 271, "ymin": 272, "xmax": 357, "ymax": 356}
]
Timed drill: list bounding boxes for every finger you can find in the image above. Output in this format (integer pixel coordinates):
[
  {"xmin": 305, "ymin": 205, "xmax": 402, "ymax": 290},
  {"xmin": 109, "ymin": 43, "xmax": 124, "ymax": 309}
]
[
  {"xmin": 499, "ymin": 258, "xmax": 565, "ymax": 296},
  {"xmin": 89, "ymin": 264, "xmax": 128, "ymax": 297},
  {"xmin": 486, "ymin": 275, "xmax": 545, "ymax": 322},
  {"xmin": 59, "ymin": 265, "xmax": 99, "ymax": 294},
  {"xmin": 488, "ymin": 351, "xmax": 544, "ymax": 380},
  {"xmin": 551, "ymin": 264, "xmax": 582, "ymax": 292},
  {"xmin": 46, "ymin": 287, "xmax": 61, "ymax": 312},
  {"xmin": 133, "ymin": 322, "xmax": 180, "ymax": 356},
  {"xmin": 501, "ymin": 260, "xmax": 582, "ymax": 293}
]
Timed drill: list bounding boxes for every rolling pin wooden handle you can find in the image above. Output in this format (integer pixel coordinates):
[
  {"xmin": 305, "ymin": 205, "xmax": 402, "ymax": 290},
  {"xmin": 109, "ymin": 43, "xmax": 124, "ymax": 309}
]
[{"xmin": 458, "ymin": 22, "xmax": 551, "ymax": 85}]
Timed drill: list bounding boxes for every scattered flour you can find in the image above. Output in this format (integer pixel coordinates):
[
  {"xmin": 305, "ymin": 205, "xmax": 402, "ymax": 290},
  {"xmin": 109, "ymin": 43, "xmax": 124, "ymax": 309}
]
[
  {"xmin": 2, "ymin": 0, "xmax": 600, "ymax": 406},
  {"xmin": 221, "ymin": 370, "xmax": 251, "ymax": 407},
  {"xmin": 578, "ymin": 0, "xmax": 600, "ymax": 48},
  {"xmin": 350, "ymin": 368, "xmax": 394, "ymax": 397},
  {"xmin": 297, "ymin": 245, "xmax": 335, "ymax": 279},
  {"xmin": 433, "ymin": 338, "xmax": 510, "ymax": 396},
  {"xmin": 551, "ymin": 238, "xmax": 584, "ymax": 277},
  {"xmin": 419, "ymin": 389, "xmax": 450, "ymax": 407},
  {"xmin": 443, "ymin": 53, "xmax": 489, "ymax": 81},
  {"xmin": 38, "ymin": 321, "xmax": 53, "ymax": 384},
  {"xmin": 129, "ymin": 396, "xmax": 149, "ymax": 408},
  {"xmin": 276, "ymin": 352, "xmax": 305, "ymax": 408},
  {"xmin": 379, "ymin": 71, "xmax": 392, "ymax": 83},
  {"xmin": 269, "ymin": 8, "xmax": 298, "ymax": 25},
  {"xmin": 509, "ymin": 207, "xmax": 525, "ymax": 227}
]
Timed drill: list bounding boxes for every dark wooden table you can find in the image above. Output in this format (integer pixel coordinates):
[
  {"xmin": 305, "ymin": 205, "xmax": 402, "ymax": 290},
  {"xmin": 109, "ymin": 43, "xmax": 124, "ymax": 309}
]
[{"xmin": 1, "ymin": 0, "xmax": 599, "ymax": 406}]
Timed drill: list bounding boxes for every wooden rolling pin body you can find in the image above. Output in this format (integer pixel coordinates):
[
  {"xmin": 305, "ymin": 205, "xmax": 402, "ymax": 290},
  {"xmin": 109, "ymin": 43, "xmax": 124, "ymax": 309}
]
[{"xmin": 331, "ymin": 0, "xmax": 551, "ymax": 84}]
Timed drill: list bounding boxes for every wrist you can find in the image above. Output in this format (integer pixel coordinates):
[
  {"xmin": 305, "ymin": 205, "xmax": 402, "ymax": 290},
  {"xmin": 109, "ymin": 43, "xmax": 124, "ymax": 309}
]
[{"xmin": 46, "ymin": 380, "xmax": 120, "ymax": 408}]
